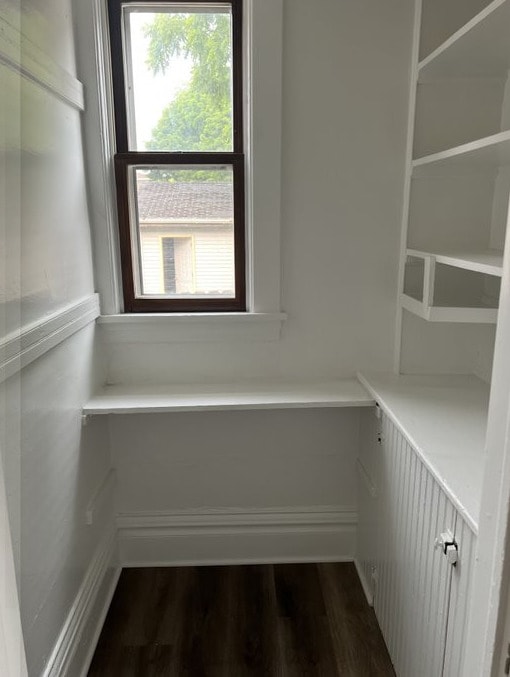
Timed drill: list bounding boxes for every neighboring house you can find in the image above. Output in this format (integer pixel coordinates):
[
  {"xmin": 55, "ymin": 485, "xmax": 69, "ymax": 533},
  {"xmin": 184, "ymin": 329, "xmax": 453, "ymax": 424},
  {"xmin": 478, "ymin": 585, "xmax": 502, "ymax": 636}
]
[{"xmin": 136, "ymin": 178, "xmax": 235, "ymax": 296}]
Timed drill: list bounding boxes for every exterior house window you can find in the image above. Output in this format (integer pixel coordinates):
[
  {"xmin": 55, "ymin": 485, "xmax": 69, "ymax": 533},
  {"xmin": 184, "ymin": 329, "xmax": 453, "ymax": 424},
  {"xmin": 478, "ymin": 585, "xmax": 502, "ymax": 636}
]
[{"xmin": 108, "ymin": 0, "xmax": 245, "ymax": 312}]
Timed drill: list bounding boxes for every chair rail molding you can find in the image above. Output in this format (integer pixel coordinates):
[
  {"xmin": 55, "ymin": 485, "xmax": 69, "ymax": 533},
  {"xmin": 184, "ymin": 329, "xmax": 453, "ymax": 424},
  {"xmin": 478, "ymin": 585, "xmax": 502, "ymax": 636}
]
[
  {"xmin": 0, "ymin": 11, "xmax": 84, "ymax": 111},
  {"xmin": 0, "ymin": 294, "xmax": 100, "ymax": 384}
]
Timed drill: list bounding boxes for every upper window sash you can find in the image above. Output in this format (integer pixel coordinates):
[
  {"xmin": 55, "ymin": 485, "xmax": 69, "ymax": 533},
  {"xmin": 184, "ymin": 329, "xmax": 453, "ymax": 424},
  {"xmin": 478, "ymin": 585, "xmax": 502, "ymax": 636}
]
[{"xmin": 107, "ymin": 0, "xmax": 244, "ymax": 155}]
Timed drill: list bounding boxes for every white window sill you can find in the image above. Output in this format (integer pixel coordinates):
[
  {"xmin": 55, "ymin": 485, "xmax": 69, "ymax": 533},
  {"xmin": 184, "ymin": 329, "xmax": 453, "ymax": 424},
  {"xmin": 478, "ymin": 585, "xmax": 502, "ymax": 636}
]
[{"xmin": 97, "ymin": 312, "xmax": 287, "ymax": 343}]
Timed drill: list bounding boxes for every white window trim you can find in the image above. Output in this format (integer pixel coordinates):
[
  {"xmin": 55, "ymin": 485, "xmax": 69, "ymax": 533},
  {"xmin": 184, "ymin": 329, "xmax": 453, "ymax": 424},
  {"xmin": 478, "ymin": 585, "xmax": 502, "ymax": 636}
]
[{"xmin": 73, "ymin": 0, "xmax": 285, "ymax": 342}]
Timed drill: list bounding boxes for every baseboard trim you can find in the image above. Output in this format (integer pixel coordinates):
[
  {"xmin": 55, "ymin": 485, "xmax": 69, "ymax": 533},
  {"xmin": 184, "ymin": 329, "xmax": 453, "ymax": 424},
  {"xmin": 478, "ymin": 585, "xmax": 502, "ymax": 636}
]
[
  {"xmin": 117, "ymin": 506, "xmax": 357, "ymax": 567},
  {"xmin": 78, "ymin": 566, "xmax": 121, "ymax": 677},
  {"xmin": 0, "ymin": 294, "xmax": 100, "ymax": 383},
  {"xmin": 354, "ymin": 559, "xmax": 374, "ymax": 607},
  {"xmin": 42, "ymin": 529, "xmax": 120, "ymax": 677}
]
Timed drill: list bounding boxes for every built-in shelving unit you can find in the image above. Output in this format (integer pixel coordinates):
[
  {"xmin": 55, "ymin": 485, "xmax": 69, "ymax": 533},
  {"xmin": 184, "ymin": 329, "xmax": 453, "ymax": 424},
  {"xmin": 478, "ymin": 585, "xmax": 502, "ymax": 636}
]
[
  {"xmin": 400, "ymin": 292, "xmax": 498, "ymax": 323},
  {"xmin": 401, "ymin": 249, "xmax": 500, "ymax": 324},
  {"xmin": 418, "ymin": 0, "xmax": 510, "ymax": 80},
  {"xmin": 413, "ymin": 130, "xmax": 510, "ymax": 175},
  {"xmin": 398, "ymin": 0, "xmax": 508, "ymax": 344},
  {"xmin": 392, "ymin": 0, "xmax": 510, "ymax": 529},
  {"xmin": 363, "ymin": 1, "xmax": 510, "ymax": 671},
  {"xmin": 406, "ymin": 248, "xmax": 503, "ymax": 276},
  {"xmin": 83, "ymin": 379, "xmax": 374, "ymax": 415}
]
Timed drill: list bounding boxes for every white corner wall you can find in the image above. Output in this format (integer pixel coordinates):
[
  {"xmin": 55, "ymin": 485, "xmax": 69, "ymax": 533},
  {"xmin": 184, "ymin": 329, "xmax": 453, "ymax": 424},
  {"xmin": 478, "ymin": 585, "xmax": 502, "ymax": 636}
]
[
  {"xmin": 0, "ymin": 1, "xmax": 117, "ymax": 675},
  {"xmin": 113, "ymin": 408, "xmax": 360, "ymax": 565},
  {"xmin": 101, "ymin": 0, "xmax": 414, "ymax": 385},
  {"xmin": 90, "ymin": 0, "xmax": 414, "ymax": 565},
  {"xmin": 0, "ymin": 0, "xmax": 416, "ymax": 667}
]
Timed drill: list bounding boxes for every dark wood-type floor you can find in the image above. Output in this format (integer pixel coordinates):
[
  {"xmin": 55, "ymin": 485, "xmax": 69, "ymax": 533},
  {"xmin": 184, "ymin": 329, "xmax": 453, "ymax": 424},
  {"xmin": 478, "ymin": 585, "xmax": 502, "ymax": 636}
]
[{"xmin": 88, "ymin": 563, "xmax": 395, "ymax": 676}]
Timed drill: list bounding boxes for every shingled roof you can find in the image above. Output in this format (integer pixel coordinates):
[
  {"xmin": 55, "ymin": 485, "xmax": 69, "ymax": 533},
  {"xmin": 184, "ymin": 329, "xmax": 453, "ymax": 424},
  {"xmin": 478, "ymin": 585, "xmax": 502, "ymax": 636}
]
[{"xmin": 137, "ymin": 179, "xmax": 233, "ymax": 221}]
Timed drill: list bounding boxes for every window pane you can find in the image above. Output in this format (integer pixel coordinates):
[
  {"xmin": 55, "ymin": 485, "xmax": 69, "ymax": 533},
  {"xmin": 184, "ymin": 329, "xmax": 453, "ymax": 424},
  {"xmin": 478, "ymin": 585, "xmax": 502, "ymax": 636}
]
[
  {"xmin": 123, "ymin": 5, "xmax": 233, "ymax": 152},
  {"xmin": 131, "ymin": 167, "xmax": 236, "ymax": 299}
]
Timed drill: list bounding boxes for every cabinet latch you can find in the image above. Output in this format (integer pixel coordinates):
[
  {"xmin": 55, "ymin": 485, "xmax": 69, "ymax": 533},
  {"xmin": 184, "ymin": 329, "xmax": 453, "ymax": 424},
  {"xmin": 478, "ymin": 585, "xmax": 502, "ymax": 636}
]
[{"xmin": 434, "ymin": 530, "xmax": 458, "ymax": 567}]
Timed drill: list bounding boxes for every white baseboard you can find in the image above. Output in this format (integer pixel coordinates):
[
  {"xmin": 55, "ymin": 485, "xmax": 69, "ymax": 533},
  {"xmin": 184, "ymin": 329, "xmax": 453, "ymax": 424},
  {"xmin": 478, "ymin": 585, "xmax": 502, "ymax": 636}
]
[
  {"xmin": 354, "ymin": 558, "xmax": 374, "ymax": 607},
  {"xmin": 117, "ymin": 506, "xmax": 357, "ymax": 567},
  {"xmin": 42, "ymin": 529, "xmax": 120, "ymax": 677}
]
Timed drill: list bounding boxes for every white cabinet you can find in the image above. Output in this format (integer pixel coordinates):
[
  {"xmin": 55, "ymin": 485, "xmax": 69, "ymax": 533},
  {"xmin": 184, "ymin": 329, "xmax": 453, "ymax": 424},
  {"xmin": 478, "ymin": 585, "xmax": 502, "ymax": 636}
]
[
  {"xmin": 382, "ymin": 2, "xmax": 510, "ymax": 667},
  {"xmin": 357, "ymin": 408, "xmax": 476, "ymax": 677}
]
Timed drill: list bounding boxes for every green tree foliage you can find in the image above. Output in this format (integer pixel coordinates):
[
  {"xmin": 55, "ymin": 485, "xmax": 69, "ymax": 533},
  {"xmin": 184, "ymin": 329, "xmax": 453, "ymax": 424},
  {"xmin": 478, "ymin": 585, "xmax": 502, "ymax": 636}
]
[{"xmin": 144, "ymin": 12, "xmax": 233, "ymax": 155}]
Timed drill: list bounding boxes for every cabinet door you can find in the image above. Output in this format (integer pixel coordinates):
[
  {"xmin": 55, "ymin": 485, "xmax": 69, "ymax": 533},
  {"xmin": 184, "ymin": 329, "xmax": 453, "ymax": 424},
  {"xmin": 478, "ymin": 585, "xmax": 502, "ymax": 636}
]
[
  {"xmin": 374, "ymin": 413, "xmax": 457, "ymax": 677},
  {"xmin": 442, "ymin": 516, "xmax": 476, "ymax": 677}
]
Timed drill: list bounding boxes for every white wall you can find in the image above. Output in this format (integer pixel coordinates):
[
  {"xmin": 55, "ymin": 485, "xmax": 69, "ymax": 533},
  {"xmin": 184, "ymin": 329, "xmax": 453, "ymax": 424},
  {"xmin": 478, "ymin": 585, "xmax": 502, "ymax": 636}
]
[
  {"xmin": 0, "ymin": 0, "xmax": 115, "ymax": 674},
  {"xmin": 102, "ymin": 0, "xmax": 413, "ymax": 385},
  {"xmin": 113, "ymin": 408, "xmax": 361, "ymax": 565},
  {"xmin": 0, "ymin": 0, "xmax": 417, "ymax": 664},
  {"xmin": 88, "ymin": 0, "xmax": 414, "ymax": 562},
  {"xmin": 113, "ymin": 409, "xmax": 359, "ymax": 513}
]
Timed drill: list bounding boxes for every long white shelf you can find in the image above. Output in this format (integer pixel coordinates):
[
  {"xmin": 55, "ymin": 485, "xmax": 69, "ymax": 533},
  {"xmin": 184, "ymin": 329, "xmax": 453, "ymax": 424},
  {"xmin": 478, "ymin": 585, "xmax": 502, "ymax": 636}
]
[
  {"xmin": 83, "ymin": 379, "xmax": 374, "ymax": 415},
  {"xmin": 419, "ymin": 0, "xmax": 510, "ymax": 80},
  {"xmin": 412, "ymin": 130, "xmax": 510, "ymax": 175},
  {"xmin": 401, "ymin": 293, "xmax": 498, "ymax": 324},
  {"xmin": 407, "ymin": 247, "xmax": 504, "ymax": 277},
  {"xmin": 358, "ymin": 372, "xmax": 490, "ymax": 533}
]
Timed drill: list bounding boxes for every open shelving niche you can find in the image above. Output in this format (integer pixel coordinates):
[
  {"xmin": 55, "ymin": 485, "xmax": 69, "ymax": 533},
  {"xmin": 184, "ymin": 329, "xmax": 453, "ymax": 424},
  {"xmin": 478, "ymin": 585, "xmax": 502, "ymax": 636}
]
[
  {"xmin": 386, "ymin": 0, "xmax": 510, "ymax": 532},
  {"xmin": 401, "ymin": 248, "xmax": 501, "ymax": 324}
]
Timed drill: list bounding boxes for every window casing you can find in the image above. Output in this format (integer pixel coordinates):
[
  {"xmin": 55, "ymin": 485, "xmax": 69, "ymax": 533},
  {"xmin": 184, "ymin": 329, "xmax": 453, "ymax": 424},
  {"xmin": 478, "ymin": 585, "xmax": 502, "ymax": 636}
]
[{"xmin": 108, "ymin": 0, "xmax": 246, "ymax": 312}]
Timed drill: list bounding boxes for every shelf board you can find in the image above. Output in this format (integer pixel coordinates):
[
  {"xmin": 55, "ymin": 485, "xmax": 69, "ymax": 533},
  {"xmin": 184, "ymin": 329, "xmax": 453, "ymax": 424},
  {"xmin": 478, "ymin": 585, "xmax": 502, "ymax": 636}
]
[
  {"xmin": 83, "ymin": 379, "xmax": 374, "ymax": 415},
  {"xmin": 358, "ymin": 371, "xmax": 490, "ymax": 532},
  {"xmin": 419, "ymin": 0, "xmax": 510, "ymax": 80},
  {"xmin": 413, "ymin": 130, "xmax": 510, "ymax": 175},
  {"xmin": 407, "ymin": 248, "xmax": 504, "ymax": 276},
  {"xmin": 401, "ymin": 293, "xmax": 498, "ymax": 324}
]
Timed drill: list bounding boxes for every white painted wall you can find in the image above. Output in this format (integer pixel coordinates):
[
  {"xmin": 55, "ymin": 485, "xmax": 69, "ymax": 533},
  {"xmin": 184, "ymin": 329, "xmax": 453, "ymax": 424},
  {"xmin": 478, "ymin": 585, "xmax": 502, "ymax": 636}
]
[
  {"xmin": 0, "ymin": 0, "xmax": 115, "ymax": 674},
  {"xmin": 3, "ymin": 329, "xmax": 111, "ymax": 676},
  {"xmin": 83, "ymin": 0, "xmax": 414, "ymax": 564},
  {"xmin": 113, "ymin": 408, "xmax": 361, "ymax": 565},
  {"xmin": 101, "ymin": 0, "xmax": 413, "ymax": 385},
  {"xmin": 112, "ymin": 408, "xmax": 359, "ymax": 513}
]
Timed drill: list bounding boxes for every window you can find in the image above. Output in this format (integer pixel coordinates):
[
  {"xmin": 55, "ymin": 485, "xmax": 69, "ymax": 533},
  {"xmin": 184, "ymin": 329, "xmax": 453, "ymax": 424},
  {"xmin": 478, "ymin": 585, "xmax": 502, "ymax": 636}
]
[{"xmin": 108, "ymin": 0, "xmax": 246, "ymax": 312}]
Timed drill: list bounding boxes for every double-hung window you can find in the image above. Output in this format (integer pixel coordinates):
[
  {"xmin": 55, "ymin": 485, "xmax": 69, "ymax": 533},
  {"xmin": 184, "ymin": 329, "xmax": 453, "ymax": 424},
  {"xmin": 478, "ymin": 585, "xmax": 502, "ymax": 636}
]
[{"xmin": 108, "ymin": 0, "xmax": 246, "ymax": 312}]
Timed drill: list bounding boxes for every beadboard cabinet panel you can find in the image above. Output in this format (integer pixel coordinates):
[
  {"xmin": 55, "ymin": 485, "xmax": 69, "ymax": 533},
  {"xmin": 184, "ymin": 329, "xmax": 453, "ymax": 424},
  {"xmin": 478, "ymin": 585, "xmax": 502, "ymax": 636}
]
[{"xmin": 357, "ymin": 411, "xmax": 476, "ymax": 677}]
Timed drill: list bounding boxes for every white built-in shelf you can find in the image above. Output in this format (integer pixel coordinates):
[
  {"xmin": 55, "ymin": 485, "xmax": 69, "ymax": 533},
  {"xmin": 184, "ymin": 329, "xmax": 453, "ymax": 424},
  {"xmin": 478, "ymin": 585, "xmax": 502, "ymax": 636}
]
[
  {"xmin": 412, "ymin": 130, "xmax": 510, "ymax": 175},
  {"xmin": 407, "ymin": 248, "xmax": 504, "ymax": 276},
  {"xmin": 83, "ymin": 379, "xmax": 374, "ymax": 415},
  {"xmin": 358, "ymin": 372, "xmax": 490, "ymax": 532},
  {"xmin": 419, "ymin": 0, "xmax": 510, "ymax": 80},
  {"xmin": 400, "ymin": 292, "xmax": 498, "ymax": 324}
]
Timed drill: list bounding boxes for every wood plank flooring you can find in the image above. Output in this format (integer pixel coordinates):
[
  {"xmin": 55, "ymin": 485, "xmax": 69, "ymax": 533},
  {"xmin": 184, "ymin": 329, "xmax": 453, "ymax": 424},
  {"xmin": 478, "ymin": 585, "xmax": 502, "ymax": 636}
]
[{"xmin": 88, "ymin": 563, "xmax": 395, "ymax": 676}]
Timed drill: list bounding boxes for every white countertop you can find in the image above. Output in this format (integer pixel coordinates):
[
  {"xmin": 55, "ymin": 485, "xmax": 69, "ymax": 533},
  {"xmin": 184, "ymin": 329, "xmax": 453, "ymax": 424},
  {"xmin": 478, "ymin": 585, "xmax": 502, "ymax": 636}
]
[{"xmin": 358, "ymin": 372, "xmax": 489, "ymax": 532}]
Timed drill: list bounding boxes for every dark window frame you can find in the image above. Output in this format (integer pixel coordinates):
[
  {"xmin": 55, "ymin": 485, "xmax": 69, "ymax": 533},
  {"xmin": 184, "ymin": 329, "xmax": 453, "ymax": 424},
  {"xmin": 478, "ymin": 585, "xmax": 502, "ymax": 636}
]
[{"xmin": 108, "ymin": 0, "xmax": 246, "ymax": 313}]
